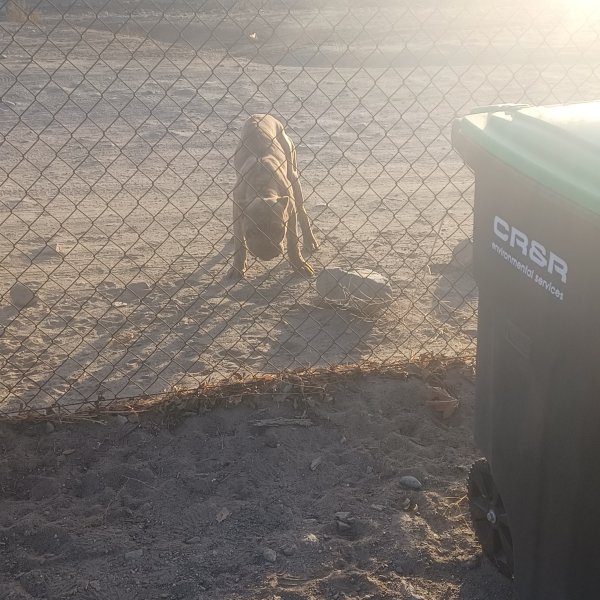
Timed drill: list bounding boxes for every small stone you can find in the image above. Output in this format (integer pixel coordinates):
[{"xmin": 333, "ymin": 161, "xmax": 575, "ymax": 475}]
[
  {"xmin": 399, "ymin": 475, "xmax": 422, "ymax": 490},
  {"xmin": 371, "ymin": 504, "xmax": 385, "ymax": 512},
  {"xmin": 9, "ymin": 282, "xmax": 35, "ymax": 309},
  {"xmin": 264, "ymin": 432, "xmax": 279, "ymax": 448},
  {"xmin": 128, "ymin": 413, "xmax": 140, "ymax": 424},
  {"xmin": 366, "ymin": 466, "xmax": 374, "ymax": 474},
  {"xmin": 44, "ymin": 421, "xmax": 55, "ymax": 434},
  {"xmin": 310, "ymin": 456, "xmax": 322, "ymax": 471},
  {"xmin": 336, "ymin": 520, "xmax": 353, "ymax": 534},
  {"xmin": 125, "ymin": 549, "xmax": 143, "ymax": 561},
  {"xmin": 216, "ymin": 507, "xmax": 231, "ymax": 523},
  {"xmin": 114, "ymin": 415, "xmax": 128, "ymax": 426},
  {"xmin": 281, "ymin": 543, "xmax": 297, "ymax": 557},
  {"xmin": 334, "ymin": 511, "xmax": 351, "ymax": 522},
  {"xmin": 262, "ymin": 547, "xmax": 277, "ymax": 563}
]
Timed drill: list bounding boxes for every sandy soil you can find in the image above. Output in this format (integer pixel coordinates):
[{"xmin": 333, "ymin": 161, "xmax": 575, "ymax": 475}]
[
  {"xmin": 1, "ymin": 0, "xmax": 599, "ymax": 415},
  {"xmin": 0, "ymin": 364, "xmax": 516, "ymax": 600}
]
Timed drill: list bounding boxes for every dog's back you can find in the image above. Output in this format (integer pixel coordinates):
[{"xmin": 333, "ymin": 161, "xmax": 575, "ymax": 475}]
[{"xmin": 235, "ymin": 114, "xmax": 287, "ymax": 171}]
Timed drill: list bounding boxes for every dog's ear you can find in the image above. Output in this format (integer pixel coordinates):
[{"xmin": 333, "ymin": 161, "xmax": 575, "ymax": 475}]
[{"xmin": 274, "ymin": 196, "xmax": 290, "ymax": 213}]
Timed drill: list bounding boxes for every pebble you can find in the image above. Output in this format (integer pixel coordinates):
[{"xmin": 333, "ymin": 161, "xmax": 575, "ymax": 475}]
[
  {"xmin": 399, "ymin": 475, "xmax": 423, "ymax": 490},
  {"xmin": 336, "ymin": 520, "xmax": 353, "ymax": 534},
  {"xmin": 310, "ymin": 456, "xmax": 322, "ymax": 471},
  {"xmin": 44, "ymin": 422, "xmax": 55, "ymax": 434},
  {"xmin": 281, "ymin": 543, "xmax": 297, "ymax": 557},
  {"xmin": 262, "ymin": 547, "xmax": 277, "ymax": 563},
  {"xmin": 114, "ymin": 415, "xmax": 128, "ymax": 426},
  {"xmin": 124, "ymin": 549, "xmax": 143, "ymax": 561},
  {"xmin": 334, "ymin": 511, "xmax": 351, "ymax": 521}
]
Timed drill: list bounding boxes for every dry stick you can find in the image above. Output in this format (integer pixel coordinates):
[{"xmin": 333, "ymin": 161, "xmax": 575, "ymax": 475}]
[{"xmin": 251, "ymin": 417, "xmax": 313, "ymax": 428}]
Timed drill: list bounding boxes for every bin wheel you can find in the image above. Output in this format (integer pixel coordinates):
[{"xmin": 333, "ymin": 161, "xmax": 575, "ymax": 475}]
[{"xmin": 467, "ymin": 458, "xmax": 514, "ymax": 578}]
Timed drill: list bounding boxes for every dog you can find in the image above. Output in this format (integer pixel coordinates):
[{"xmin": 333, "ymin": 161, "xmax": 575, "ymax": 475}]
[{"xmin": 228, "ymin": 114, "xmax": 318, "ymax": 280}]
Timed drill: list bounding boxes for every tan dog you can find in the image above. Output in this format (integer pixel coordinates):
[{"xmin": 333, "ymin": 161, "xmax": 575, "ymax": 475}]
[{"xmin": 228, "ymin": 114, "xmax": 318, "ymax": 280}]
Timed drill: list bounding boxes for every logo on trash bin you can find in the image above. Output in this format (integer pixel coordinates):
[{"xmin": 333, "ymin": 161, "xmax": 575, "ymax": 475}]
[{"xmin": 492, "ymin": 216, "xmax": 567, "ymax": 301}]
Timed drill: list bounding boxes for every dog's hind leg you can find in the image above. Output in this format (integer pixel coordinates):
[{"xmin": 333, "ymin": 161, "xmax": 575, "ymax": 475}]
[
  {"xmin": 227, "ymin": 187, "xmax": 248, "ymax": 281},
  {"xmin": 286, "ymin": 204, "xmax": 314, "ymax": 277},
  {"xmin": 281, "ymin": 131, "xmax": 319, "ymax": 256}
]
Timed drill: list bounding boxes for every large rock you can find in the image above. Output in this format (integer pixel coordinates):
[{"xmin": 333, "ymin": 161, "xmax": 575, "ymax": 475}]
[{"xmin": 316, "ymin": 268, "xmax": 393, "ymax": 313}]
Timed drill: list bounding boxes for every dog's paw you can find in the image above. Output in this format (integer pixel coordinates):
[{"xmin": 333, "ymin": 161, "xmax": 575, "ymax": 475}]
[
  {"xmin": 292, "ymin": 260, "xmax": 315, "ymax": 278},
  {"xmin": 303, "ymin": 236, "xmax": 319, "ymax": 256},
  {"xmin": 226, "ymin": 266, "xmax": 245, "ymax": 283}
]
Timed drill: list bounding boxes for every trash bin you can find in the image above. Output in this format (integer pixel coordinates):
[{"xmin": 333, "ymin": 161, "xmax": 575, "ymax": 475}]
[{"xmin": 452, "ymin": 102, "xmax": 600, "ymax": 599}]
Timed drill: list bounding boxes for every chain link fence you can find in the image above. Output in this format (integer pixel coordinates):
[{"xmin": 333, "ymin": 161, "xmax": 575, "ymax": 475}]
[{"xmin": 1, "ymin": 0, "xmax": 599, "ymax": 417}]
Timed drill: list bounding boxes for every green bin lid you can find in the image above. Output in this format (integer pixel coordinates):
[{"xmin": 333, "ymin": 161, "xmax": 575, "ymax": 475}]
[{"xmin": 452, "ymin": 102, "xmax": 600, "ymax": 215}]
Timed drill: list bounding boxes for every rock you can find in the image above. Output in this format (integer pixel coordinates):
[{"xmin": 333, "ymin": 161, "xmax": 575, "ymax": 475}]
[
  {"xmin": 127, "ymin": 413, "xmax": 140, "ymax": 424},
  {"xmin": 310, "ymin": 456, "xmax": 322, "ymax": 471},
  {"xmin": 371, "ymin": 504, "xmax": 385, "ymax": 512},
  {"xmin": 335, "ymin": 511, "xmax": 354, "ymax": 534},
  {"xmin": 262, "ymin": 547, "xmax": 277, "ymax": 563},
  {"xmin": 9, "ymin": 282, "xmax": 35, "ymax": 309},
  {"xmin": 216, "ymin": 507, "xmax": 231, "ymax": 523},
  {"xmin": 315, "ymin": 268, "xmax": 393, "ymax": 313},
  {"xmin": 281, "ymin": 543, "xmax": 297, "ymax": 557},
  {"xmin": 124, "ymin": 549, "xmax": 144, "ymax": 561},
  {"xmin": 336, "ymin": 520, "xmax": 353, "ymax": 534},
  {"xmin": 114, "ymin": 415, "xmax": 128, "ymax": 426},
  {"xmin": 399, "ymin": 475, "xmax": 423, "ymax": 490},
  {"xmin": 334, "ymin": 511, "xmax": 351, "ymax": 521},
  {"xmin": 44, "ymin": 421, "xmax": 55, "ymax": 434}
]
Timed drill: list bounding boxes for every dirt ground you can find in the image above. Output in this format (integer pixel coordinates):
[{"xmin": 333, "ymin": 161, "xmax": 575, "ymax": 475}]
[
  {"xmin": 2, "ymin": 0, "xmax": 600, "ymax": 414},
  {"xmin": 0, "ymin": 364, "xmax": 515, "ymax": 599}
]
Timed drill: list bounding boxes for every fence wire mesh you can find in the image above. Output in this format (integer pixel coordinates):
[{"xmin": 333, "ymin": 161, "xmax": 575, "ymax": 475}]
[{"xmin": 1, "ymin": 0, "xmax": 599, "ymax": 417}]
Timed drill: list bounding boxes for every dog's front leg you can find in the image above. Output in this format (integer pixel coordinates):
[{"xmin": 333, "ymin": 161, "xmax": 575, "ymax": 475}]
[
  {"xmin": 286, "ymin": 206, "xmax": 314, "ymax": 277},
  {"xmin": 228, "ymin": 201, "xmax": 247, "ymax": 281}
]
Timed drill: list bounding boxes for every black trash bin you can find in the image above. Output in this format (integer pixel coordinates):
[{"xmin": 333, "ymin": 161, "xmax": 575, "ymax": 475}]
[{"xmin": 452, "ymin": 102, "xmax": 600, "ymax": 599}]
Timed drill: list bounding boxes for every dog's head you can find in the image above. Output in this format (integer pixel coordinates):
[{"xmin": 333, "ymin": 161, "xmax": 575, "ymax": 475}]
[{"xmin": 243, "ymin": 196, "xmax": 290, "ymax": 260}]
